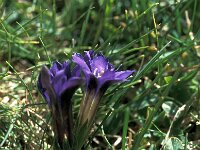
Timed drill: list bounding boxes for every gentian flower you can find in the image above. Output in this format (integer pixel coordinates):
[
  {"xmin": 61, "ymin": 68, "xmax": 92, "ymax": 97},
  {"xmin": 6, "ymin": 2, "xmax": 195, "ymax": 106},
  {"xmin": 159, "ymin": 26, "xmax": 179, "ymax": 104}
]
[
  {"xmin": 72, "ymin": 50, "xmax": 135, "ymax": 126},
  {"xmin": 37, "ymin": 61, "xmax": 82, "ymax": 147}
]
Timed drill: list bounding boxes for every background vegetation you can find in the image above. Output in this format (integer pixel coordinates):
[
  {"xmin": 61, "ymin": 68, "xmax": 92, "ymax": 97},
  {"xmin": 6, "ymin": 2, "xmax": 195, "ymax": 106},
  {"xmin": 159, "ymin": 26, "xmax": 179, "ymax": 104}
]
[{"xmin": 0, "ymin": 0, "xmax": 200, "ymax": 149}]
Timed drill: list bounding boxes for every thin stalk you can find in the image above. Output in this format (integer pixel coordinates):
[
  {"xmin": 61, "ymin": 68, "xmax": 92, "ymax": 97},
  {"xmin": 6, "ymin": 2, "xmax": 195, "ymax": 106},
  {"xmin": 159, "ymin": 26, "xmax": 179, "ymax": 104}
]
[{"xmin": 122, "ymin": 107, "xmax": 130, "ymax": 150}]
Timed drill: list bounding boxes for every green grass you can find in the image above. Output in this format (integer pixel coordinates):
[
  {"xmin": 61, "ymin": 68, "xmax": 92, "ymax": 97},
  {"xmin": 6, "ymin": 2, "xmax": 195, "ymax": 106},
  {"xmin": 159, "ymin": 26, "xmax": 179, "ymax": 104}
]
[{"xmin": 0, "ymin": 0, "xmax": 200, "ymax": 149}]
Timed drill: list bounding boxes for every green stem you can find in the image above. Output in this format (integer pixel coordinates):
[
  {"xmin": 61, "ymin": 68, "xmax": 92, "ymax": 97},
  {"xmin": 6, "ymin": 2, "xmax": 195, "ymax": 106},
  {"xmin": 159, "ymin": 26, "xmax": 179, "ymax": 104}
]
[{"xmin": 122, "ymin": 107, "xmax": 130, "ymax": 150}]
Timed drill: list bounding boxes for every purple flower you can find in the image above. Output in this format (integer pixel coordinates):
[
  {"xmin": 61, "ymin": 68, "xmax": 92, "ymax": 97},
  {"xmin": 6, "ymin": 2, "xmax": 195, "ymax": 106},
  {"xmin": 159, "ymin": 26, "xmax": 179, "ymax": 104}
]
[
  {"xmin": 38, "ymin": 61, "xmax": 81, "ymax": 106},
  {"xmin": 72, "ymin": 50, "xmax": 135, "ymax": 125},
  {"xmin": 72, "ymin": 51, "xmax": 134, "ymax": 92},
  {"xmin": 37, "ymin": 61, "xmax": 82, "ymax": 147}
]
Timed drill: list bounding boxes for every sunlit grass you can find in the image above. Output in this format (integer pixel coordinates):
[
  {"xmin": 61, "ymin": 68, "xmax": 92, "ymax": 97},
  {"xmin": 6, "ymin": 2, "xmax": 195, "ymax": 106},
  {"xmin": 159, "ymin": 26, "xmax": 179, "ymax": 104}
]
[{"xmin": 0, "ymin": 0, "xmax": 200, "ymax": 149}]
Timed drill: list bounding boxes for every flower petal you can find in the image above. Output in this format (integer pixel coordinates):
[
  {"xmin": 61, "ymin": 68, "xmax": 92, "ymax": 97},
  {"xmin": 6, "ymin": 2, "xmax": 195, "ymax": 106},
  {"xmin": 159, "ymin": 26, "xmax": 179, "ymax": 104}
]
[
  {"xmin": 63, "ymin": 61, "xmax": 71, "ymax": 79},
  {"xmin": 71, "ymin": 65, "xmax": 81, "ymax": 77},
  {"xmin": 72, "ymin": 53, "xmax": 91, "ymax": 74},
  {"xmin": 97, "ymin": 71, "xmax": 117, "ymax": 92},
  {"xmin": 62, "ymin": 61, "xmax": 70, "ymax": 68},
  {"xmin": 60, "ymin": 77, "xmax": 83, "ymax": 96},
  {"xmin": 38, "ymin": 75, "xmax": 51, "ymax": 104},
  {"xmin": 90, "ymin": 56, "xmax": 108, "ymax": 74},
  {"xmin": 38, "ymin": 66, "xmax": 56, "ymax": 105},
  {"xmin": 84, "ymin": 50, "xmax": 94, "ymax": 67},
  {"xmin": 52, "ymin": 69, "xmax": 82, "ymax": 100},
  {"xmin": 97, "ymin": 70, "xmax": 135, "ymax": 93},
  {"xmin": 52, "ymin": 70, "xmax": 67, "ymax": 97},
  {"xmin": 115, "ymin": 70, "xmax": 135, "ymax": 80},
  {"xmin": 107, "ymin": 62, "xmax": 115, "ymax": 71},
  {"xmin": 50, "ymin": 61, "xmax": 63, "ymax": 76}
]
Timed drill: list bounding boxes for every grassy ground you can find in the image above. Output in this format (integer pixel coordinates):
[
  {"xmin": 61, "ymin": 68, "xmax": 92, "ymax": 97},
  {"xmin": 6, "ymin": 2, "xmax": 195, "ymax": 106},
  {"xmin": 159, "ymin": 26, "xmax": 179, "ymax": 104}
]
[{"xmin": 0, "ymin": 0, "xmax": 200, "ymax": 149}]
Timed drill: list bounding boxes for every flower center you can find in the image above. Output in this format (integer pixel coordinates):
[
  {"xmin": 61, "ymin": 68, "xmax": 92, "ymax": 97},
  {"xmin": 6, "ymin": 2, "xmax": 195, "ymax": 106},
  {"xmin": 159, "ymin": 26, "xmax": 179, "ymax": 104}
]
[
  {"xmin": 98, "ymin": 70, "xmax": 104, "ymax": 77},
  {"xmin": 93, "ymin": 68, "xmax": 105, "ymax": 78}
]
